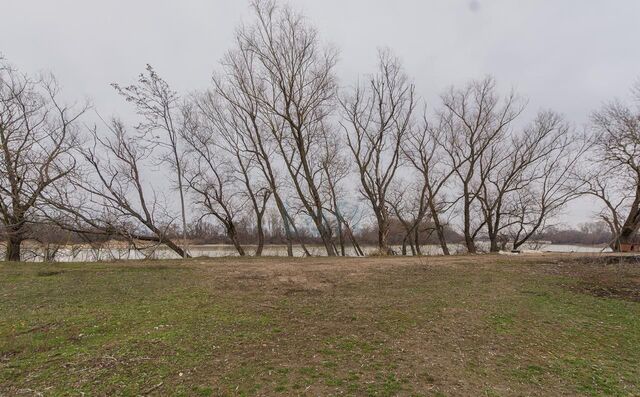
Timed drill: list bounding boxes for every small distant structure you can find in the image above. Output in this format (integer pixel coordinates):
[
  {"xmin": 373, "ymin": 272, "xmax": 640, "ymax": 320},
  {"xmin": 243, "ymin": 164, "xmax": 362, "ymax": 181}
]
[{"xmin": 619, "ymin": 243, "xmax": 640, "ymax": 252}]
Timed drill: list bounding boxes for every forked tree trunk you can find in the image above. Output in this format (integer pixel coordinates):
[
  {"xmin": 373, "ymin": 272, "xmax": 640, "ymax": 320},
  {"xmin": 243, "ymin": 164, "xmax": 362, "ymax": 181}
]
[
  {"xmin": 465, "ymin": 235, "xmax": 477, "ymax": 254},
  {"xmin": 226, "ymin": 224, "xmax": 246, "ymax": 256},
  {"xmin": 343, "ymin": 221, "xmax": 364, "ymax": 256},
  {"xmin": 429, "ymin": 202, "xmax": 450, "ymax": 256}
]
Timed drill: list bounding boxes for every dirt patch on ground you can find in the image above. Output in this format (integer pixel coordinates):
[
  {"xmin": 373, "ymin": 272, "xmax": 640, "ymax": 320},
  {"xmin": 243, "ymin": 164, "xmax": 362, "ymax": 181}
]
[
  {"xmin": 537, "ymin": 255, "xmax": 640, "ymax": 302},
  {"xmin": 3, "ymin": 252, "xmax": 638, "ymax": 396}
]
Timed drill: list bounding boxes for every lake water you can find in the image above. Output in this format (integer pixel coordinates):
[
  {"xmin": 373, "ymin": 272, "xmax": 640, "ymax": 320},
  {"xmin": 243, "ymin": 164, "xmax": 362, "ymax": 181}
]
[{"xmin": 12, "ymin": 242, "xmax": 611, "ymax": 262}]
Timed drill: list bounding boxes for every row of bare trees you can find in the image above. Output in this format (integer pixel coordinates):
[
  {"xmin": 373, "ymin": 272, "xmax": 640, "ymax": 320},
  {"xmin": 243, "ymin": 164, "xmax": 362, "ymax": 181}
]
[{"xmin": 1, "ymin": 0, "xmax": 639, "ymax": 261}]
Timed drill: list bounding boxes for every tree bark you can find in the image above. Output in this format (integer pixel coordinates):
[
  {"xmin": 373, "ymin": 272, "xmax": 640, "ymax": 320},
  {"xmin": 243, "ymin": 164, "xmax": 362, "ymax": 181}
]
[
  {"xmin": 429, "ymin": 202, "xmax": 450, "ymax": 255},
  {"xmin": 489, "ymin": 237, "xmax": 499, "ymax": 253},
  {"xmin": 162, "ymin": 238, "xmax": 188, "ymax": 259},
  {"xmin": 226, "ymin": 224, "xmax": 246, "ymax": 256},
  {"xmin": 463, "ymin": 191, "xmax": 478, "ymax": 254},
  {"xmin": 342, "ymin": 220, "xmax": 364, "ymax": 256},
  {"xmin": 273, "ymin": 192, "xmax": 295, "ymax": 257},
  {"xmin": 617, "ymin": 189, "xmax": 640, "ymax": 247},
  {"xmin": 5, "ymin": 234, "xmax": 22, "ymax": 262},
  {"xmin": 255, "ymin": 216, "xmax": 265, "ymax": 256},
  {"xmin": 463, "ymin": 193, "xmax": 477, "ymax": 253},
  {"xmin": 376, "ymin": 210, "xmax": 391, "ymax": 254},
  {"xmin": 414, "ymin": 228, "xmax": 422, "ymax": 256}
]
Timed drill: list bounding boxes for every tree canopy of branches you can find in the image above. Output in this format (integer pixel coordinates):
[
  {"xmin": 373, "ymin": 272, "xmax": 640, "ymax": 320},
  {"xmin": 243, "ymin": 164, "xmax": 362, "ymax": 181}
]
[
  {"xmin": 341, "ymin": 49, "xmax": 415, "ymax": 254},
  {"xmin": 402, "ymin": 112, "xmax": 456, "ymax": 255},
  {"xmin": 435, "ymin": 77, "xmax": 524, "ymax": 253},
  {"xmin": 0, "ymin": 60, "xmax": 84, "ymax": 261},
  {"xmin": 584, "ymin": 82, "xmax": 640, "ymax": 250},
  {"xmin": 1, "ymin": 0, "xmax": 634, "ymax": 260},
  {"xmin": 230, "ymin": 0, "xmax": 340, "ymax": 256},
  {"xmin": 112, "ymin": 65, "xmax": 190, "ymax": 258},
  {"xmin": 64, "ymin": 120, "xmax": 189, "ymax": 258}
]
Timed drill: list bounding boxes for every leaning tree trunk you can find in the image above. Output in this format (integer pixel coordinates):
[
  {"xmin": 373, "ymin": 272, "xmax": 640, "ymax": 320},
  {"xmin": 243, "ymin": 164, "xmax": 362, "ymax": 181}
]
[
  {"xmin": 144, "ymin": 222, "xmax": 189, "ymax": 259},
  {"xmin": 437, "ymin": 228, "xmax": 450, "ymax": 255},
  {"xmin": 610, "ymin": 238, "xmax": 621, "ymax": 252},
  {"xmin": 273, "ymin": 193, "xmax": 294, "ymax": 256},
  {"xmin": 162, "ymin": 238, "xmax": 188, "ymax": 259},
  {"xmin": 315, "ymin": 219, "xmax": 337, "ymax": 256},
  {"xmin": 343, "ymin": 221, "xmax": 364, "ymax": 256},
  {"xmin": 226, "ymin": 223, "xmax": 246, "ymax": 256},
  {"xmin": 618, "ymin": 206, "xmax": 640, "ymax": 249},
  {"xmin": 429, "ymin": 203, "xmax": 450, "ymax": 255}
]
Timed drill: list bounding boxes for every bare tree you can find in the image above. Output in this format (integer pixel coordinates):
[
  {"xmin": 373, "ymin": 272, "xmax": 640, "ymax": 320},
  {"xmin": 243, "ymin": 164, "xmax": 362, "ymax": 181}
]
[
  {"xmin": 233, "ymin": 0, "xmax": 340, "ymax": 256},
  {"xmin": 65, "ymin": 120, "xmax": 189, "ymax": 258},
  {"xmin": 506, "ymin": 114, "xmax": 587, "ymax": 250},
  {"xmin": 403, "ymin": 112, "xmax": 456, "ymax": 255},
  {"xmin": 387, "ymin": 180, "xmax": 424, "ymax": 255},
  {"xmin": 436, "ymin": 77, "xmax": 523, "ymax": 253},
  {"xmin": 318, "ymin": 125, "xmax": 355, "ymax": 256},
  {"xmin": 112, "ymin": 65, "xmax": 189, "ymax": 258},
  {"xmin": 341, "ymin": 49, "xmax": 415, "ymax": 254},
  {"xmin": 584, "ymin": 84, "xmax": 640, "ymax": 250},
  {"xmin": 181, "ymin": 98, "xmax": 261, "ymax": 256},
  {"xmin": 199, "ymin": 99, "xmax": 272, "ymax": 255},
  {"xmin": 0, "ymin": 61, "xmax": 84, "ymax": 261},
  {"xmin": 185, "ymin": 159, "xmax": 248, "ymax": 256},
  {"xmin": 477, "ymin": 111, "xmax": 584, "ymax": 251},
  {"xmin": 335, "ymin": 207, "xmax": 366, "ymax": 256},
  {"xmin": 209, "ymin": 40, "xmax": 311, "ymax": 257},
  {"xmin": 580, "ymin": 173, "xmax": 626, "ymax": 248}
]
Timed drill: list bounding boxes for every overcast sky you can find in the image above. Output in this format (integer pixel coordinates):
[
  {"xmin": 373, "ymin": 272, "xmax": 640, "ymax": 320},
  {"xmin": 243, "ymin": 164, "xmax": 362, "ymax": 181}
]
[{"xmin": 2, "ymin": 0, "xmax": 639, "ymax": 225}]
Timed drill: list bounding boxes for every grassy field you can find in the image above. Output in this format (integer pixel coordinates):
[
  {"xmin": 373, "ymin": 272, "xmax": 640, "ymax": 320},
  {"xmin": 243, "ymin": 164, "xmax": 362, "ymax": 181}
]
[{"xmin": 1, "ymin": 254, "xmax": 639, "ymax": 396}]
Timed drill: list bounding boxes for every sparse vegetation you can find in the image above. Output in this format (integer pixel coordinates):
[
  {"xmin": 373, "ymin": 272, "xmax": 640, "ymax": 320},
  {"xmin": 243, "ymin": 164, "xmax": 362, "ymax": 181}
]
[{"xmin": 1, "ymin": 254, "xmax": 639, "ymax": 395}]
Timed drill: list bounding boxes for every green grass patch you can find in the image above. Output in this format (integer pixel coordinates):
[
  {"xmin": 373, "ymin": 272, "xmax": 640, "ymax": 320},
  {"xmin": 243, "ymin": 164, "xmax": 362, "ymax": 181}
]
[{"xmin": 1, "ymin": 256, "xmax": 639, "ymax": 395}]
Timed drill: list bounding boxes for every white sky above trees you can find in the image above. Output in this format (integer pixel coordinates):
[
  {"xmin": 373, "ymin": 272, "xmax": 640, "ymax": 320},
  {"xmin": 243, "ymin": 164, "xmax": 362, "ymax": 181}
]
[{"xmin": 2, "ymin": 0, "xmax": 639, "ymax": 226}]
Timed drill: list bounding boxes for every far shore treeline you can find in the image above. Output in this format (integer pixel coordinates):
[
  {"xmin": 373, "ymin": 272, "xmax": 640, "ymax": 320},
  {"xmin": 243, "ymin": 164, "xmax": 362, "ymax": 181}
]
[{"xmin": 1, "ymin": 0, "xmax": 639, "ymax": 261}]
